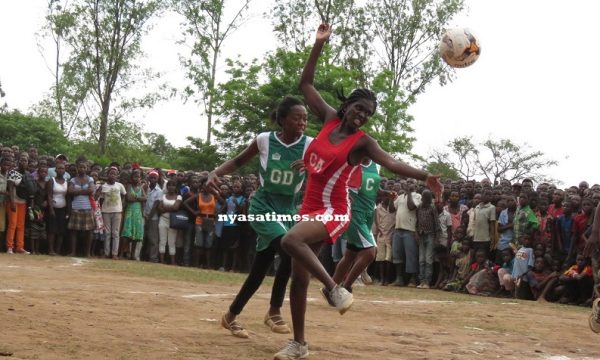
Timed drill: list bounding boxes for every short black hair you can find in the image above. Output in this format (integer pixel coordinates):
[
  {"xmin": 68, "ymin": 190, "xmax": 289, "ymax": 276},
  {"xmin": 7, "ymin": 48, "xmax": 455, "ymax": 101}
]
[{"xmin": 270, "ymin": 96, "xmax": 304, "ymax": 127}]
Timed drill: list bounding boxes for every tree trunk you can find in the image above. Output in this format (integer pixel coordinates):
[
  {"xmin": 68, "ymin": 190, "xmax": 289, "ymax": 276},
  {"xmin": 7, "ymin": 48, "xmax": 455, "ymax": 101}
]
[{"xmin": 98, "ymin": 99, "xmax": 110, "ymax": 154}]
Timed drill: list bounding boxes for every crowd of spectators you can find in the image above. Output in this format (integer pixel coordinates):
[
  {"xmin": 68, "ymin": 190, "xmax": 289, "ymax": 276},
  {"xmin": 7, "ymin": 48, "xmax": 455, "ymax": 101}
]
[{"xmin": 1, "ymin": 144, "xmax": 598, "ymax": 308}]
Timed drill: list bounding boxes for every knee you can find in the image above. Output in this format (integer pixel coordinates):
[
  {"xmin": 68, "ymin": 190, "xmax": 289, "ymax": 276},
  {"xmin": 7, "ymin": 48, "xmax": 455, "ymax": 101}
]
[{"xmin": 281, "ymin": 232, "xmax": 300, "ymax": 254}]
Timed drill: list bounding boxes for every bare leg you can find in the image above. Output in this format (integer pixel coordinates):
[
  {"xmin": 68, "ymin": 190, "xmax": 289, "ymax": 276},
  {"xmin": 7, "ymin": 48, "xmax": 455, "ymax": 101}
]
[
  {"xmin": 281, "ymin": 219, "xmax": 336, "ymax": 290},
  {"xmin": 332, "ymin": 250, "xmax": 357, "ymax": 285},
  {"xmin": 289, "ymin": 242, "xmax": 322, "ymax": 345},
  {"xmin": 537, "ymin": 277, "xmax": 559, "ymax": 302},
  {"xmin": 341, "ymin": 248, "xmax": 376, "ymax": 289},
  {"xmin": 84, "ymin": 231, "xmax": 92, "ymax": 257},
  {"xmin": 68, "ymin": 231, "xmax": 77, "ymax": 256}
]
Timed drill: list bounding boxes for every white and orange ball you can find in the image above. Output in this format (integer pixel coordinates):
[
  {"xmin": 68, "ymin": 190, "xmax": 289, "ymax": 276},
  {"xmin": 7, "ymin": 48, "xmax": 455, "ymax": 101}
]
[{"xmin": 439, "ymin": 28, "xmax": 481, "ymax": 68}]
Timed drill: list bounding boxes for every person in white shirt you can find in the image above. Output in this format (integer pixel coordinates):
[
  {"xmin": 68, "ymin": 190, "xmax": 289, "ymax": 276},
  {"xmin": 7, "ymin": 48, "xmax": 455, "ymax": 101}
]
[
  {"xmin": 390, "ymin": 180, "xmax": 422, "ymax": 287},
  {"xmin": 96, "ymin": 167, "xmax": 126, "ymax": 259}
]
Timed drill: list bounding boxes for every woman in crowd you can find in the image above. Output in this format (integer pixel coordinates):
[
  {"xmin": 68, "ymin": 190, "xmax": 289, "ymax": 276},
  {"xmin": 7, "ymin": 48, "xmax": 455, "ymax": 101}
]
[
  {"xmin": 46, "ymin": 162, "xmax": 68, "ymax": 255},
  {"xmin": 67, "ymin": 158, "xmax": 95, "ymax": 257}
]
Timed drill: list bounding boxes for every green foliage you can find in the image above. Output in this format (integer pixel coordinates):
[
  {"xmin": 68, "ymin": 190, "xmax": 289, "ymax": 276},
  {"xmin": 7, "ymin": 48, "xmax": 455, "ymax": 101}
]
[
  {"xmin": 430, "ymin": 136, "xmax": 558, "ymax": 184},
  {"xmin": 38, "ymin": 0, "xmax": 164, "ymax": 153},
  {"xmin": 268, "ymin": 0, "xmax": 465, "ymax": 157},
  {"xmin": 0, "ymin": 111, "xmax": 69, "ymax": 155},
  {"xmin": 174, "ymin": 0, "xmax": 251, "ymax": 144},
  {"xmin": 171, "ymin": 137, "xmax": 225, "ymax": 172},
  {"xmin": 425, "ymin": 161, "xmax": 461, "ymax": 180},
  {"xmin": 214, "ymin": 48, "xmax": 359, "ymax": 155}
]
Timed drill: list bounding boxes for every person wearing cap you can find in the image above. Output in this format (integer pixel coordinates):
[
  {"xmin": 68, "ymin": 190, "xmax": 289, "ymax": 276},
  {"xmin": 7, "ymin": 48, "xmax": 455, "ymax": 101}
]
[{"xmin": 47, "ymin": 154, "xmax": 70, "ymax": 182}]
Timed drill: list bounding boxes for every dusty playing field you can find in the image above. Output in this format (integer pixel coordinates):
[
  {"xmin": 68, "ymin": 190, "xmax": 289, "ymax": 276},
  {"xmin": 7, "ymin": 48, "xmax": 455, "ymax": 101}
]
[{"xmin": 0, "ymin": 255, "xmax": 598, "ymax": 360}]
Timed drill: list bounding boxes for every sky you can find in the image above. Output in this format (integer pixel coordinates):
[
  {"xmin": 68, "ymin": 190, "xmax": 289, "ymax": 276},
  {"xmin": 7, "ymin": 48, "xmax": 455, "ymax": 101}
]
[{"xmin": 0, "ymin": 0, "xmax": 598, "ymax": 187}]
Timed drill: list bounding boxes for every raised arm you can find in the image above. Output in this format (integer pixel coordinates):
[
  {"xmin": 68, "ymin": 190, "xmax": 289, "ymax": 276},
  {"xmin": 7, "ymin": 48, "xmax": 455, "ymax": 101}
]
[{"xmin": 299, "ymin": 24, "xmax": 337, "ymax": 123}]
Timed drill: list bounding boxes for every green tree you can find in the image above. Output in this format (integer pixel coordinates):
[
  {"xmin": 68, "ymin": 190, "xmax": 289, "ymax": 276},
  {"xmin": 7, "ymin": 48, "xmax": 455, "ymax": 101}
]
[
  {"xmin": 172, "ymin": 137, "xmax": 224, "ymax": 172},
  {"xmin": 425, "ymin": 161, "xmax": 460, "ymax": 180},
  {"xmin": 0, "ymin": 111, "xmax": 69, "ymax": 155},
  {"xmin": 213, "ymin": 48, "xmax": 359, "ymax": 155},
  {"xmin": 430, "ymin": 136, "xmax": 558, "ymax": 184},
  {"xmin": 174, "ymin": 0, "xmax": 251, "ymax": 144},
  {"xmin": 268, "ymin": 0, "xmax": 465, "ymax": 157},
  {"xmin": 39, "ymin": 0, "xmax": 163, "ymax": 154}
]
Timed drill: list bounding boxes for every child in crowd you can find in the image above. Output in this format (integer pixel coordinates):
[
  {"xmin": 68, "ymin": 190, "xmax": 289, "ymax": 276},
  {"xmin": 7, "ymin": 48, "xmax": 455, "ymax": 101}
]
[
  {"xmin": 122, "ymin": 170, "xmax": 146, "ymax": 261},
  {"xmin": 220, "ymin": 180, "xmax": 246, "ymax": 272},
  {"xmin": 444, "ymin": 239, "xmax": 473, "ymax": 292},
  {"xmin": 496, "ymin": 248, "xmax": 515, "ymax": 296},
  {"xmin": 465, "ymin": 249, "xmax": 499, "ymax": 296},
  {"xmin": 158, "ymin": 179, "xmax": 182, "ymax": 264},
  {"xmin": 512, "ymin": 235, "xmax": 535, "ymax": 299},
  {"xmin": 415, "ymin": 190, "xmax": 439, "ymax": 288},
  {"xmin": 97, "ymin": 167, "xmax": 126, "ymax": 259},
  {"xmin": 28, "ymin": 165, "xmax": 48, "ymax": 254},
  {"xmin": 536, "ymin": 197, "xmax": 553, "ymax": 247},
  {"xmin": 555, "ymin": 202, "xmax": 575, "ymax": 264},
  {"xmin": 513, "ymin": 192, "xmax": 540, "ymax": 247},
  {"xmin": 555, "ymin": 254, "xmax": 594, "ymax": 305},
  {"xmin": 433, "ymin": 244, "xmax": 453, "ymax": 289},
  {"xmin": 374, "ymin": 196, "xmax": 396, "ymax": 285},
  {"xmin": 497, "ymin": 195, "xmax": 516, "ymax": 263},
  {"xmin": 523, "ymin": 257, "xmax": 558, "ymax": 300},
  {"xmin": 570, "ymin": 198, "xmax": 594, "ymax": 263}
]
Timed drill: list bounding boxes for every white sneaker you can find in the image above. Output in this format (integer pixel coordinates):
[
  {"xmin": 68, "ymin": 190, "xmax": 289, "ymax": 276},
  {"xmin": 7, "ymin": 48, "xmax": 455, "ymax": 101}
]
[
  {"xmin": 421, "ymin": 284, "xmax": 430, "ymax": 289},
  {"xmin": 360, "ymin": 270, "xmax": 373, "ymax": 285},
  {"xmin": 274, "ymin": 340, "xmax": 309, "ymax": 360},
  {"xmin": 7, "ymin": 248, "xmax": 13, "ymax": 254},
  {"xmin": 353, "ymin": 277, "xmax": 365, "ymax": 287},
  {"xmin": 329, "ymin": 285, "xmax": 353, "ymax": 315}
]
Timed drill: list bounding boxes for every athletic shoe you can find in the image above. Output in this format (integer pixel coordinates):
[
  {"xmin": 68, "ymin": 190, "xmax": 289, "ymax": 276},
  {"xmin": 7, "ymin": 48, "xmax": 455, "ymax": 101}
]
[
  {"xmin": 360, "ymin": 270, "xmax": 373, "ymax": 285},
  {"xmin": 15, "ymin": 248, "xmax": 30, "ymax": 255},
  {"xmin": 589, "ymin": 298, "xmax": 600, "ymax": 334},
  {"xmin": 328, "ymin": 285, "xmax": 353, "ymax": 315},
  {"xmin": 353, "ymin": 277, "xmax": 365, "ymax": 287},
  {"xmin": 264, "ymin": 313, "xmax": 291, "ymax": 334},
  {"xmin": 7, "ymin": 248, "xmax": 13, "ymax": 254},
  {"xmin": 221, "ymin": 313, "xmax": 249, "ymax": 338},
  {"xmin": 274, "ymin": 340, "xmax": 309, "ymax": 360},
  {"xmin": 421, "ymin": 284, "xmax": 430, "ymax": 289}
]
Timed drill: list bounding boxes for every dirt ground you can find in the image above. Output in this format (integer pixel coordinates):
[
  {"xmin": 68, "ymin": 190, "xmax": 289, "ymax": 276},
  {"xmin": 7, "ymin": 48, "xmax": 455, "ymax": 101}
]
[{"xmin": 0, "ymin": 255, "xmax": 599, "ymax": 360}]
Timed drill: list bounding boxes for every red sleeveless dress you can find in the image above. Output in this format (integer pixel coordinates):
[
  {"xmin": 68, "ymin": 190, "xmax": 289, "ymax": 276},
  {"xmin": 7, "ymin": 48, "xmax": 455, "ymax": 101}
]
[{"xmin": 300, "ymin": 118, "xmax": 365, "ymax": 243}]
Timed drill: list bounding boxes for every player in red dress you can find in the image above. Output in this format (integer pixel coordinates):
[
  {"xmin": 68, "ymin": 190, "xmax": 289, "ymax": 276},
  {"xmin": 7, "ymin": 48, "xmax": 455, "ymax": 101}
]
[{"xmin": 274, "ymin": 23, "xmax": 443, "ymax": 359}]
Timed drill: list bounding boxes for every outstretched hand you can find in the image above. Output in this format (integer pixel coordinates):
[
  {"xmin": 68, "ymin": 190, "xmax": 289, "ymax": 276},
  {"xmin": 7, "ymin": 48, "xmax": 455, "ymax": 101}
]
[
  {"xmin": 206, "ymin": 171, "xmax": 222, "ymax": 195},
  {"xmin": 425, "ymin": 174, "xmax": 443, "ymax": 200},
  {"xmin": 316, "ymin": 23, "xmax": 332, "ymax": 43}
]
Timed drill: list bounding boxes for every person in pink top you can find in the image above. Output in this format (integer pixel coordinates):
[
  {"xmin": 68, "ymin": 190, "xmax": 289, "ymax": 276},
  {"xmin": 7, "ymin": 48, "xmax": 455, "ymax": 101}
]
[{"xmin": 272, "ymin": 24, "xmax": 442, "ymax": 360}]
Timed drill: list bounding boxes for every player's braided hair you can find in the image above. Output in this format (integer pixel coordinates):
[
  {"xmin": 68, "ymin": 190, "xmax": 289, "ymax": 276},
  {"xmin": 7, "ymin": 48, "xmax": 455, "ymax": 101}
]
[{"xmin": 336, "ymin": 88, "xmax": 377, "ymax": 119}]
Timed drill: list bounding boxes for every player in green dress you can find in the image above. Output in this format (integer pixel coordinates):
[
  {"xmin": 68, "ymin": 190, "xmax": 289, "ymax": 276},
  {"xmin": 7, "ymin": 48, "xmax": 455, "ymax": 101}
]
[
  {"xmin": 329, "ymin": 158, "xmax": 394, "ymax": 293},
  {"xmin": 207, "ymin": 96, "xmax": 313, "ymax": 339}
]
